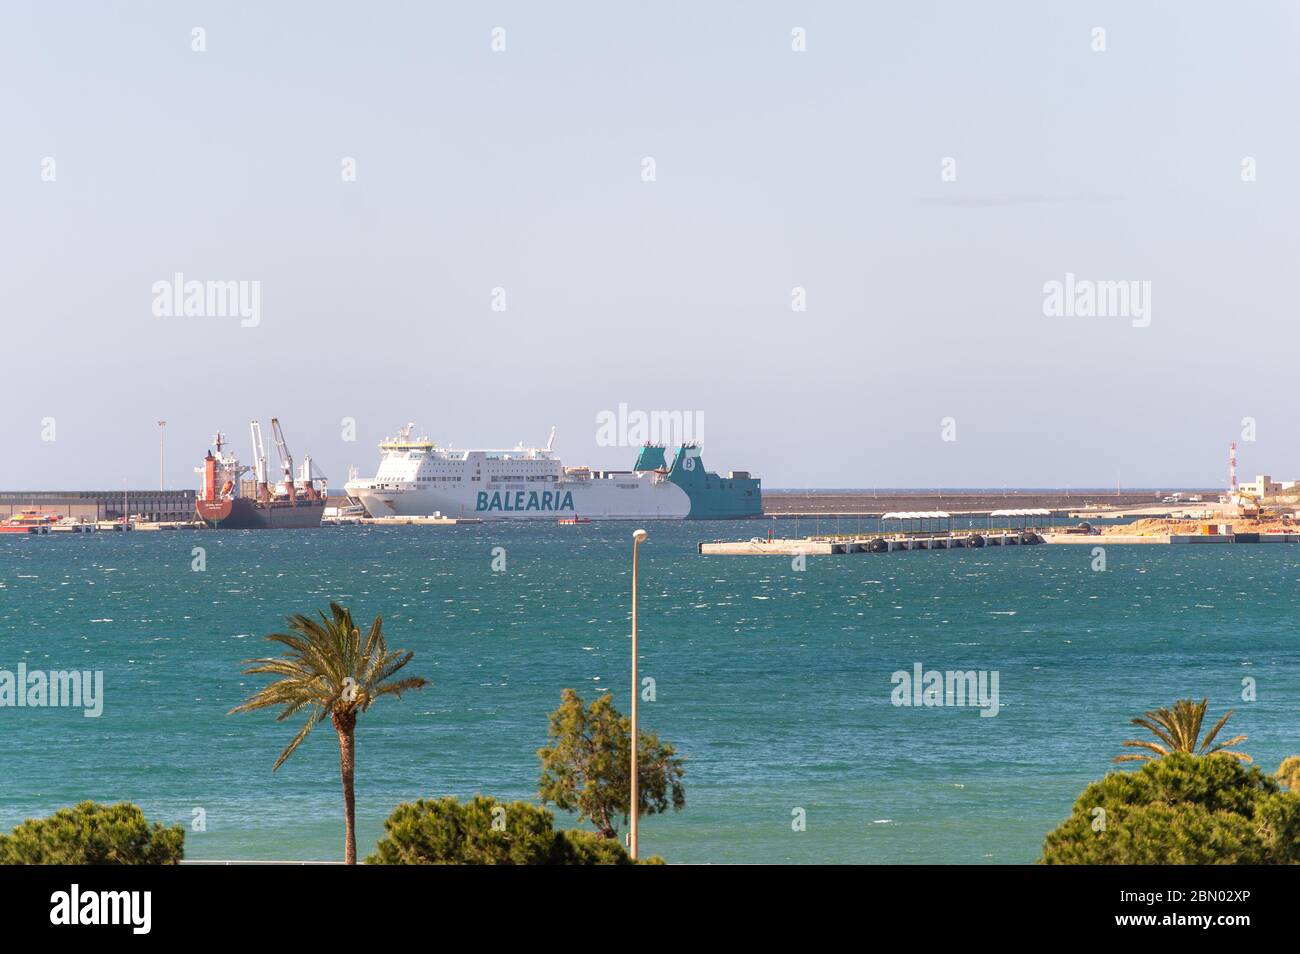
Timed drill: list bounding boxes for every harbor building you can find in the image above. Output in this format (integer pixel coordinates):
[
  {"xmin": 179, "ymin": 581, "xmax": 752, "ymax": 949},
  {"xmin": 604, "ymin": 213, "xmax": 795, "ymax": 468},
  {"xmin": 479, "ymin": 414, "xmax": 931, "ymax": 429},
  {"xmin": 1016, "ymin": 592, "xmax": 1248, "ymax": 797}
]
[
  {"xmin": 0, "ymin": 490, "xmax": 197, "ymax": 522},
  {"xmin": 1238, "ymin": 475, "xmax": 1282, "ymax": 498}
]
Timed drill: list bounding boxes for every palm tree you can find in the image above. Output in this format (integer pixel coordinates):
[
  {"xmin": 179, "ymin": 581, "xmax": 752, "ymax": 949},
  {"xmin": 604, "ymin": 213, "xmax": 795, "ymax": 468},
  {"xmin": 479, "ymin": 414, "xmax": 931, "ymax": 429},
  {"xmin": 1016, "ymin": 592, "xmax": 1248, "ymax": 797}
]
[
  {"xmin": 1114, "ymin": 697, "xmax": 1250, "ymax": 764},
  {"xmin": 230, "ymin": 602, "xmax": 428, "ymax": 864}
]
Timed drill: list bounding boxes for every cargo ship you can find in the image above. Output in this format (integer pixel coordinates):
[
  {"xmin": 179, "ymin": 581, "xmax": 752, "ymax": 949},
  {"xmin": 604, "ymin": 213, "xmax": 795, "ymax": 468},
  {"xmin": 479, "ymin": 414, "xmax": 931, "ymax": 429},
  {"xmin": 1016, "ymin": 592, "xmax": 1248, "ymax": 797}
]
[
  {"xmin": 195, "ymin": 420, "xmax": 326, "ymax": 529},
  {"xmin": 344, "ymin": 424, "xmax": 761, "ymax": 520}
]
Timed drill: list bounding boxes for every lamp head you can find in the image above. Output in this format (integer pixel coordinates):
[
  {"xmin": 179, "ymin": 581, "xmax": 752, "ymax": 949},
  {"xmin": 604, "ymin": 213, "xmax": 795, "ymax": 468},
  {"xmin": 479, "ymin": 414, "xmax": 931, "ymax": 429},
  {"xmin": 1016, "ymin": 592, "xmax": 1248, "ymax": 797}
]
[{"xmin": 632, "ymin": 528, "xmax": 648, "ymax": 544}]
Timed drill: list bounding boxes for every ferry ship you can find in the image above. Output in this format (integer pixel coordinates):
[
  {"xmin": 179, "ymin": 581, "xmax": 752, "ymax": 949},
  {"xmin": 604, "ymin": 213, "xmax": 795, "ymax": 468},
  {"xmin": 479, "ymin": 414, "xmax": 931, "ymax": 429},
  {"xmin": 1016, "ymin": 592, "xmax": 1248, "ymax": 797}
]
[{"xmin": 344, "ymin": 424, "xmax": 761, "ymax": 521}]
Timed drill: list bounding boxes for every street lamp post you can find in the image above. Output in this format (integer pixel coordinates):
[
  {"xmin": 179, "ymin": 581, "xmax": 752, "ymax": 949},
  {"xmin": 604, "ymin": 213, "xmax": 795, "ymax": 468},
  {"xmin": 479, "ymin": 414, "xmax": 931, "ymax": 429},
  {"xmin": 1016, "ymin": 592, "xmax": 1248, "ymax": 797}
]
[
  {"xmin": 629, "ymin": 527, "xmax": 647, "ymax": 860},
  {"xmin": 157, "ymin": 421, "xmax": 167, "ymax": 491}
]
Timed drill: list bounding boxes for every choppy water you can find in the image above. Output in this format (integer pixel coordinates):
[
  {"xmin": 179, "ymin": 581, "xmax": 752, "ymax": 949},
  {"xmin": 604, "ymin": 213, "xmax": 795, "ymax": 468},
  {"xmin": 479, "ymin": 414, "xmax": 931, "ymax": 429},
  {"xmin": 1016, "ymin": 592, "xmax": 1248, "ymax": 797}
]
[{"xmin": 0, "ymin": 523, "xmax": 1296, "ymax": 863}]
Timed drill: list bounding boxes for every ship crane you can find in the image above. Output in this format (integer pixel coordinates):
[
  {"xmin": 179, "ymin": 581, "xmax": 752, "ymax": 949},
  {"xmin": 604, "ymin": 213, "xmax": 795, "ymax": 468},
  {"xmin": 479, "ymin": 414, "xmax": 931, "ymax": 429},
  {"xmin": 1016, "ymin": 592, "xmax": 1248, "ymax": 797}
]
[
  {"xmin": 250, "ymin": 421, "xmax": 271, "ymax": 503},
  {"xmin": 270, "ymin": 417, "xmax": 296, "ymax": 502},
  {"xmin": 298, "ymin": 456, "xmax": 327, "ymax": 500}
]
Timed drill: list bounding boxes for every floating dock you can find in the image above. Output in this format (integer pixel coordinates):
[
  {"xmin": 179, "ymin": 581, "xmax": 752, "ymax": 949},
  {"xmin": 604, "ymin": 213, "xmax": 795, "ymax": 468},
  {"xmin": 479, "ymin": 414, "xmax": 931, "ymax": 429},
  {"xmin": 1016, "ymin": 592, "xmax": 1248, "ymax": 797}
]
[{"xmin": 699, "ymin": 531, "xmax": 1041, "ymax": 555}]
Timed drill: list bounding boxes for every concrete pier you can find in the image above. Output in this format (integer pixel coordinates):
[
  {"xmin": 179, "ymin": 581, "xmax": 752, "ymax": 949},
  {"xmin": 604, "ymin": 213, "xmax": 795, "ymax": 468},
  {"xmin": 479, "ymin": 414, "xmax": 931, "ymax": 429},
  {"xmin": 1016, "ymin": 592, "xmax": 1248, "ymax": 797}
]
[
  {"xmin": 700, "ymin": 530, "xmax": 1300, "ymax": 555},
  {"xmin": 1043, "ymin": 532, "xmax": 1300, "ymax": 545}
]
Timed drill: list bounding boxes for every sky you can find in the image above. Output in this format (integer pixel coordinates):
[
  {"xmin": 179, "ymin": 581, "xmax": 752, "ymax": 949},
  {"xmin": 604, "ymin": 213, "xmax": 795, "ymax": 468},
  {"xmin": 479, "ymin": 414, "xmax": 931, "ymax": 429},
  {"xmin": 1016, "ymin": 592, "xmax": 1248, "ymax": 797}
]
[{"xmin": 2, "ymin": 1, "xmax": 1298, "ymax": 490}]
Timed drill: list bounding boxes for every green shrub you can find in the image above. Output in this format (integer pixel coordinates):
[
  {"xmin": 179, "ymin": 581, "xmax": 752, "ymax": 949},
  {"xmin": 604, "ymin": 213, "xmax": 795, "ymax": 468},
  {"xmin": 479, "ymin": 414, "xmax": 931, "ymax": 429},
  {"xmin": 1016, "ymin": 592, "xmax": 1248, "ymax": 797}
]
[
  {"xmin": 368, "ymin": 796, "xmax": 559, "ymax": 865},
  {"xmin": 1040, "ymin": 753, "xmax": 1298, "ymax": 864},
  {"xmin": 553, "ymin": 828, "xmax": 662, "ymax": 865},
  {"xmin": 1276, "ymin": 755, "xmax": 1300, "ymax": 791},
  {"xmin": 0, "ymin": 801, "xmax": 184, "ymax": 865},
  {"xmin": 367, "ymin": 795, "xmax": 663, "ymax": 864}
]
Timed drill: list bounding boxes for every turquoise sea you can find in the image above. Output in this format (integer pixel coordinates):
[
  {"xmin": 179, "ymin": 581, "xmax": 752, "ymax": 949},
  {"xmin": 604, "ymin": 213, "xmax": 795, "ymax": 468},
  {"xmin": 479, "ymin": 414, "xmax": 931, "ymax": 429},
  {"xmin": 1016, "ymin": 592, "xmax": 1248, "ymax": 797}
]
[{"xmin": 1, "ymin": 522, "xmax": 1296, "ymax": 863}]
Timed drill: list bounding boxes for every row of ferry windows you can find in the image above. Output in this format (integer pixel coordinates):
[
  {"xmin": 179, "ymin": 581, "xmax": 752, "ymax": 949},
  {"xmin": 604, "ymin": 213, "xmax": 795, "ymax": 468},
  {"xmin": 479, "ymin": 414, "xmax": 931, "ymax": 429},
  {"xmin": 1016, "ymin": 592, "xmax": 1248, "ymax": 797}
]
[
  {"xmin": 395, "ymin": 476, "xmax": 561, "ymax": 488},
  {"xmin": 418, "ymin": 473, "xmax": 555, "ymax": 482}
]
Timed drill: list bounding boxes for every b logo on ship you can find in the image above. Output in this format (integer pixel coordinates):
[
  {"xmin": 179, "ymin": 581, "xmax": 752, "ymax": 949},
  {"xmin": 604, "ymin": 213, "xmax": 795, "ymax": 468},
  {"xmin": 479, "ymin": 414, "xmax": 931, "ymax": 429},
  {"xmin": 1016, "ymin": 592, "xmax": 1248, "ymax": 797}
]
[{"xmin": 476, "ymin": 490, "xmax": 575, "ymax": 513}]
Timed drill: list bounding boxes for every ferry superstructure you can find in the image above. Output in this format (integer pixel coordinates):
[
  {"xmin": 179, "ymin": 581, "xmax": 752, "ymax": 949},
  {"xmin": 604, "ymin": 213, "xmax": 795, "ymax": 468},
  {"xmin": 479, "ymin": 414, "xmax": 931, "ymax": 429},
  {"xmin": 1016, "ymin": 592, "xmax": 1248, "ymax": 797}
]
[{"xmin": 344, "ymin": 424, "xmax": 761, "ymax": 520}]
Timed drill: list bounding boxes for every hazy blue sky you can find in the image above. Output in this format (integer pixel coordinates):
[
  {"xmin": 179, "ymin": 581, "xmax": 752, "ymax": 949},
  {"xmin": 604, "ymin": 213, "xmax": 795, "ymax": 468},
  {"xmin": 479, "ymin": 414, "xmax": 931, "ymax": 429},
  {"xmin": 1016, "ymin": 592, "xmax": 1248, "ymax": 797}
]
[{"xmin": 3, "ymin": 2, "xmax": 1298, "ymax": 490}]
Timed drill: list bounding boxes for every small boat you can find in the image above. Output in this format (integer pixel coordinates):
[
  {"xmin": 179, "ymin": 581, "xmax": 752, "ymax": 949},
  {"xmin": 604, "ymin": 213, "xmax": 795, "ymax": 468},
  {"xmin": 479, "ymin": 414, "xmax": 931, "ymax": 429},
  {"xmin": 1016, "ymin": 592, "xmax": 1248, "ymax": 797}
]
[
  {"xmin": 0, "ymin": 511, "xmax": 57, "ymax": 535},
  {"xmin": 55, "ymin": 517, "xmax": 97, "ymax": 533},
  {"xmin": 557, "ymin": 516, "xmax": 591, "ymax": 525}
]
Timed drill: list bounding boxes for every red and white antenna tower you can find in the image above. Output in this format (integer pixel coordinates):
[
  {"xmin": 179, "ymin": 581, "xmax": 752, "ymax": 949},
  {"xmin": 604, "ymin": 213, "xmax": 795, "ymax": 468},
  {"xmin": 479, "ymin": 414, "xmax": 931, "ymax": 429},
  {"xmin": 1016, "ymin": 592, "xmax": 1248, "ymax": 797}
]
[{"xmin": 1229, "ymin": 441, "xmax": 1238, "ymax": 494}]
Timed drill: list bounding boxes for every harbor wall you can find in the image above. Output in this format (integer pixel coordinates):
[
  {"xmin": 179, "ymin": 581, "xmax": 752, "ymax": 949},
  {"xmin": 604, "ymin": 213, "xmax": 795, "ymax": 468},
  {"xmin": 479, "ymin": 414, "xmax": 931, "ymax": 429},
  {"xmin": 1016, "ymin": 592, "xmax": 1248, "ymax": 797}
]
[
  {"xmin": 0, "ymin": 490, "xmax": 196, "ymax": 522},
  {"xmin": 762, "ymin": 490, "xmax": 1218, "ymax": 516}
]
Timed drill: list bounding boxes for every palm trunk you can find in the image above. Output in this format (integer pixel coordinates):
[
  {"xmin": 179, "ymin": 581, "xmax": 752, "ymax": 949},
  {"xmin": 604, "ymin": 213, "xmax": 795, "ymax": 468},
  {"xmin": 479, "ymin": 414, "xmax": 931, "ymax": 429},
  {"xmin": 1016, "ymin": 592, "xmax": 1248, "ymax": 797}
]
[{"xmin": 335, "ymin": 716, "xmax": 357, "ymax": 865}]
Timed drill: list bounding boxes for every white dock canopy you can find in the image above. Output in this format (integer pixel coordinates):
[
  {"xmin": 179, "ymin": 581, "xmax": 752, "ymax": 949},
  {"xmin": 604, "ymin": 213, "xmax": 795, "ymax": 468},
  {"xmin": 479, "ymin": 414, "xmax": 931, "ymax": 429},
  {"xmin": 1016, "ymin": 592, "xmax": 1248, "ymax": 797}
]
[
  {"xmin": 987, "ymin": 507, "xmax": 1052, "ymax": 529},
  {"xmin": 880, "ymin": 510, "xmax": 953, "ymax": 533}
]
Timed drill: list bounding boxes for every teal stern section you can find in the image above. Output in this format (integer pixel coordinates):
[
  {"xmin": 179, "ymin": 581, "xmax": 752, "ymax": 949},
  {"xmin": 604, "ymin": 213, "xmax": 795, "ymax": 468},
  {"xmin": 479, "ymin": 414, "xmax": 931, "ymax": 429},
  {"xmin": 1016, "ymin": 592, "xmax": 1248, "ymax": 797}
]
[
  {"xmin": 634, "ymin": 444, "xmax": 668, "ymax": 471},
  {"xmin": 665, "ymin": 445, "xmax": 762, "ymax": 519}
]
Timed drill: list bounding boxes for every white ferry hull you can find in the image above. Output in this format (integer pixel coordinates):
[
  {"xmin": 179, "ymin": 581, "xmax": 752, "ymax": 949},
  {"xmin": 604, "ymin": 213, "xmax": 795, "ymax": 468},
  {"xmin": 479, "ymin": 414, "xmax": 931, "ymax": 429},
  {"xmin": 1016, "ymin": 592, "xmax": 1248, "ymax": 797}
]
[{"xmin": 346, "ymin": 480, "xmax": 691, "ymax": 520}]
